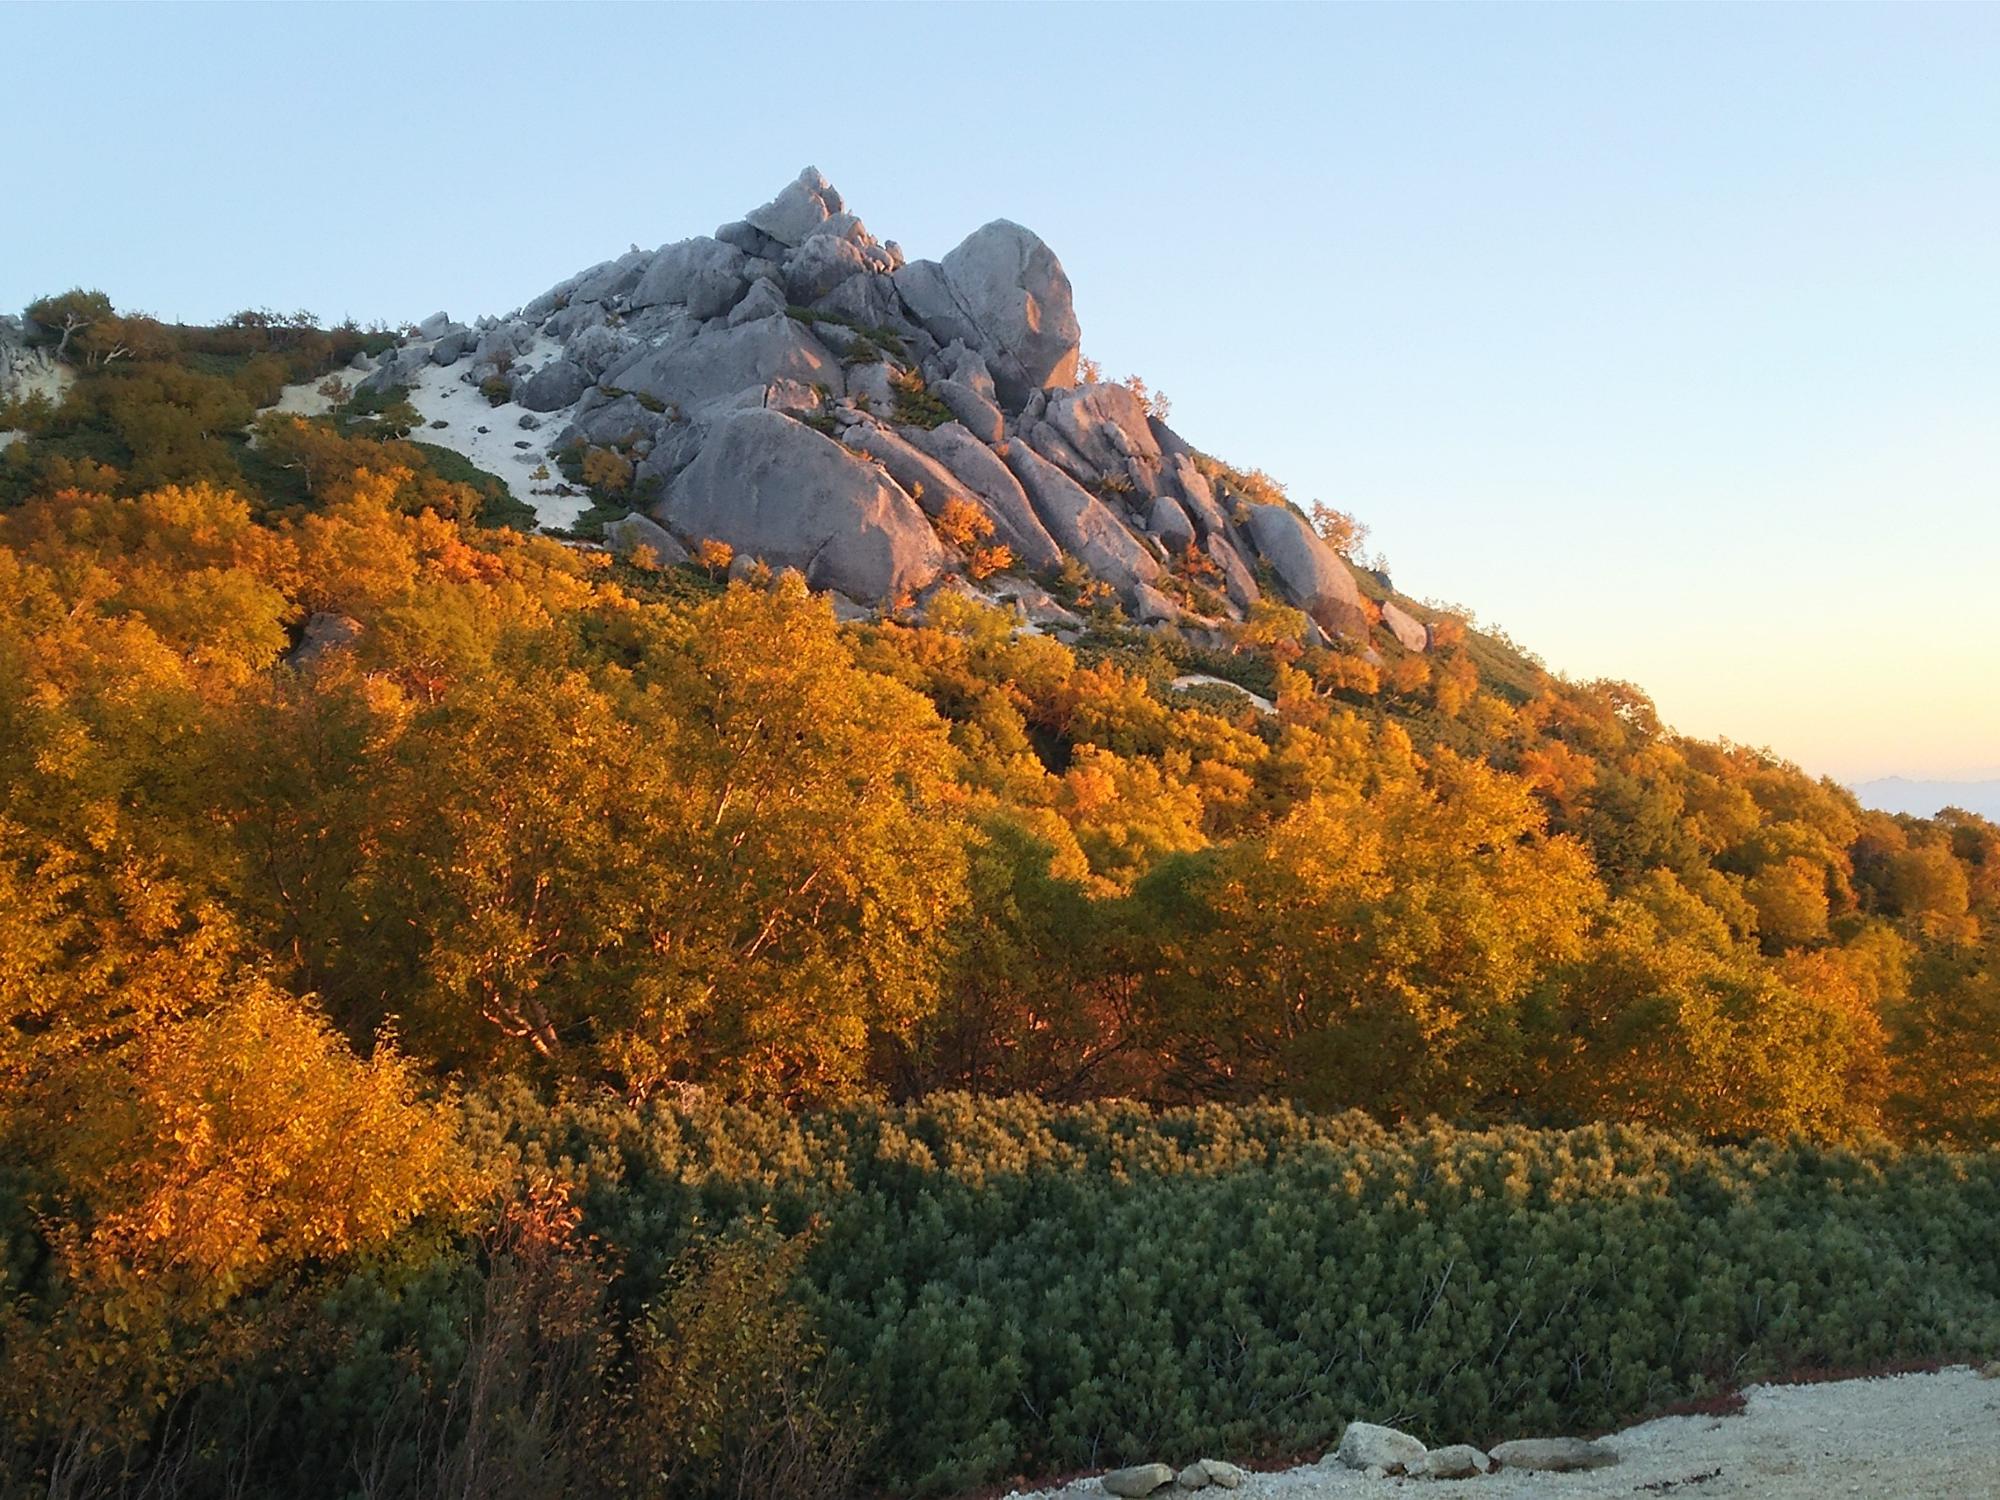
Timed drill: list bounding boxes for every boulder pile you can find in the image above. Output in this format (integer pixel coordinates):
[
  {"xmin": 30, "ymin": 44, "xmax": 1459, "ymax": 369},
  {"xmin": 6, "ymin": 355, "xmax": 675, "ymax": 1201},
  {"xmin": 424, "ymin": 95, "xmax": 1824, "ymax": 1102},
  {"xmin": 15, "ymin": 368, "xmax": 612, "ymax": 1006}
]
[
  {"xmin": 365, "ymin": 167, "xmax": 1418, "ymax": 648},
  {"xmin": 1085, "ymin": 1418, "xmax": 1620, "ymax": 1493}
]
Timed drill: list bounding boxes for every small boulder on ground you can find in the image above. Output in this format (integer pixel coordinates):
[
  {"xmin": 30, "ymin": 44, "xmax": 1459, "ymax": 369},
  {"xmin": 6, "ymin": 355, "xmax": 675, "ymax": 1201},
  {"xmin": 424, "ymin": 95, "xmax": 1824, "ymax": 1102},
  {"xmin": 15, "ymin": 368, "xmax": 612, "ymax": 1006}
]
[
  {"xmin": 1381, "ymin": 598, "xmax": 1430, "ymax": 652},
  {"xmin": 288, "ymin": 611, "xmax": 362, "ymax": 670},
  {"xmin": 1100, "ymin": 1461, "xmax": 1175, "ymax": 1497},
  {"xmin": 1418, "ymin": 1444, "xmax": 1492, "ymax": 1479},
  {"xmin": 1197, "ymin": 1459, "xmax": 1244, "ymax": 1489},
  {"xmin": 1336, "ymin": 1420, "xmax": 1427, "ymax": 1475},
  {"xmin": 516, "ymin": 359, "xmax": 592, "ymax": 412},
  {"xmin": 1489, "ymin": 1437, "xmax": 1619, "ymax": 1472},
  {"xmin": 602, "ymin": 513, "xmax": 689, "ymax": 569}
]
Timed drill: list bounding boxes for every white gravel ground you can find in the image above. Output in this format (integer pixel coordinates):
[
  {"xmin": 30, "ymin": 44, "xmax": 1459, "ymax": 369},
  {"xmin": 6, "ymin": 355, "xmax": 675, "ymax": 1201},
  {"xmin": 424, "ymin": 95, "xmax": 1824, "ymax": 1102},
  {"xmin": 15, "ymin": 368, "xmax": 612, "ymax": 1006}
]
[
  {"xmin": 1006, "ymin": 1366, "xmax": 2000, "ymax": 1500},
  {"xmin": 266, "ymin": 336, "xmax": 588, "ymax": 531}
]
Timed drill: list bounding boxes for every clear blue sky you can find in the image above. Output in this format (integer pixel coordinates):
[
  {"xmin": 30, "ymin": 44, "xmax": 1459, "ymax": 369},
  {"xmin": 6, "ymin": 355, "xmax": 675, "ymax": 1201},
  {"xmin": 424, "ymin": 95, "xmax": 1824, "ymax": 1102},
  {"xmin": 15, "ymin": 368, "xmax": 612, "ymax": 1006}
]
[{"xmin": 9, "ymin": 2, "xmax": 1998, "ymax": 783}]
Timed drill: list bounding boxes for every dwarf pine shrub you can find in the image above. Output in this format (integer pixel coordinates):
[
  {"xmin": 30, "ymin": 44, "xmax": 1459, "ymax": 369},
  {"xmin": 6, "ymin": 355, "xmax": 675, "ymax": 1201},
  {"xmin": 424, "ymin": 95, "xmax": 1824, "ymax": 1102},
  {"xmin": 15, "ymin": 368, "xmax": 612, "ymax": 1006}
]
[{"xmin": 463, "ymin": 1089, "xmax": 2000, "ymax": 1494}]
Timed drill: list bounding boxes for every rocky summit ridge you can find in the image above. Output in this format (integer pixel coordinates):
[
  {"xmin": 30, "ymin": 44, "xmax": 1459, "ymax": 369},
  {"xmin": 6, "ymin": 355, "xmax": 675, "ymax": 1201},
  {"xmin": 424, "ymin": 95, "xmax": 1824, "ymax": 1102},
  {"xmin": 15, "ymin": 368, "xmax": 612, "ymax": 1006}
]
[{"xmin": 360, "ymin": 167, "xmax": 1424, "ymax": 651}]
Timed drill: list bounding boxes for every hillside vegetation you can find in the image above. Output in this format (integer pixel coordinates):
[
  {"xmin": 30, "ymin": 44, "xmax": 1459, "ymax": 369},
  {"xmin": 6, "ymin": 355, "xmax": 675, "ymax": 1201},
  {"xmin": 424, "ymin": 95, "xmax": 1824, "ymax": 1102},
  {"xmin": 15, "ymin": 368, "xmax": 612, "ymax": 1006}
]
[{"xmin": 2, "ymin": 302, "xmax": 1997, "ymax": 1497}]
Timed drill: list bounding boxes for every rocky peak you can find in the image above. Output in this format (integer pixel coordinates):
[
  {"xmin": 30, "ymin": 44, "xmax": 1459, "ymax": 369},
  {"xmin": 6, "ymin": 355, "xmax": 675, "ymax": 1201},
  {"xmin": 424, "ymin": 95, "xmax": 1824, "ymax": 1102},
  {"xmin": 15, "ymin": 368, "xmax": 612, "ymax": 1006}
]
[{"xmin": 363, "ymin": 168, "xmax": 1406, "ymax": 653}]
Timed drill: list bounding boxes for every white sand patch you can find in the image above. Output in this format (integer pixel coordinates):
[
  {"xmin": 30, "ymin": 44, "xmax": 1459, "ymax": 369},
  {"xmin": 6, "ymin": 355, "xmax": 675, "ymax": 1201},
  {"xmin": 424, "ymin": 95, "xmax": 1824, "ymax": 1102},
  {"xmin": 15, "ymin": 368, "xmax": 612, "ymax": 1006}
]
[
  {"xmin": 1170, "ymin": 673, "xmax": 1275, "ymax": 713},
  {"xmin": 261, "ymin": 337, "xmax": 589, "ymax": 532},
  {"xmin": 268, "ymin": 369, "xmax": 355, "ymax": 419},
  {"xmin": 1004, "ymin": 1366, "xmax": 2000, "ymax": 1500},
  {"xmin": 397, "ymin": 336, "xmax": 588, "ymax": 531}
]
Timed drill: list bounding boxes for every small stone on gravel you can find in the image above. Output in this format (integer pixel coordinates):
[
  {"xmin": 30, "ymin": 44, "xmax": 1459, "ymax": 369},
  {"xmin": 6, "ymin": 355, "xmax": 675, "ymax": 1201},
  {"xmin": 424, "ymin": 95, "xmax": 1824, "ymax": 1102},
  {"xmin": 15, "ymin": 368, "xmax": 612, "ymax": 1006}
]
[
  {"xmin": 1420, "ymin": 1443, "xmax": 1493, "ymax": 1478},
  {"xmin": 1100, "ymin": 1462, "xmax": 1174, "ymax": 1497},
  {"xmin": 1489, "ymin": 1437, "xmax": 1620, "ymax": 1472}
]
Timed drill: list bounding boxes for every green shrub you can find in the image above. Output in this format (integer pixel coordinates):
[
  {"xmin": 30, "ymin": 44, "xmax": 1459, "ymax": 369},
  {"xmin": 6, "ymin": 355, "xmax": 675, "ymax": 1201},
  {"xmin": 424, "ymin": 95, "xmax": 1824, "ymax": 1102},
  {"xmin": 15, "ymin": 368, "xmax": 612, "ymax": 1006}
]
[
  {"xmin": 461, "ymin": 1091, "xmax": 2000, "ymax": 1494},
  {"xmin": 889, "ymin": 367, "xmax": 952, "ymax": 430}
]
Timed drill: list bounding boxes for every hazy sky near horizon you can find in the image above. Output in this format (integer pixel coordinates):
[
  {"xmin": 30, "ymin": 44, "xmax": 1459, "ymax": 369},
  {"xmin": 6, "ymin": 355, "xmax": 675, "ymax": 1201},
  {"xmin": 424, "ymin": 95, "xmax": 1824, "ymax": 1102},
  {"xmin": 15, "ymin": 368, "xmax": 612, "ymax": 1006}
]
[{"xmin": 8, "ymin": 2, "xmax": 1997, "ymax": 783}]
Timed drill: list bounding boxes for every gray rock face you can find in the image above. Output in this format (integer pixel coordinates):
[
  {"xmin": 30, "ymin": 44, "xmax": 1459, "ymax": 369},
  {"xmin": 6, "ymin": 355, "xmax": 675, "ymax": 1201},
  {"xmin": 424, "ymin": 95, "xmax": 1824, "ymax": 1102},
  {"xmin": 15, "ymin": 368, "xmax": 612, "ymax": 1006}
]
[
  {"xmin": 908, "ymin": 422, "xmax": 1063, "ymax": 571},
  {"xmin": 1148, "ymin": 494, "xmax": 1196, "ymax": 555},
  {"xmin": 843, "ymin": 361, "xmax": 899, "ymax": 413},
  {"xmin": 937, "ymin": 220, "xmax": 1081, "ymax": 407},
  {"xmin": 1418, "ymin": 1444, "xmax": 1491, "ymax": 1479},
  {"xmin": 415, "ymin": 311, "xmax": 454, "ymax": 340},
  {"xmin": 403, "ymin": 167, "xmax": 1426, "ymax": 632},
  {"xmin": 934, "ymin": 377, "xmax": 1005, "ymax": 445},
  {"xmin": 1335, "ymin": 1421, "xmax": 1427, "ymax": 1475},
  {"xmin": 895, "ymin": 222, "xmax": 1081, "ymax": 410},
  {"xmin": 728, "ymin": 276, "xmax": 789, "ymax": 327},
  {"xmin": 1026, "ymin": 420, "xmax": 1099, "ymax": 485},
  {"xmin": 999, "ymin": 439, "xmax": 1162, "ymax": 595},
  {"xmin": 843, "ymin": 424, "xmax": 971, "ymax": 518},
  {"xmin": 743, "ymin": 165, "xmax": 840, "ymax": 248},
  {"xmin": 1242, "ymin": 503, "xmax": 1366, "ymax": 636},
  {"xmin": 565, "ymin": 393, "xmax": 664, "ymax": 449},
  {"xmin": 516, "ymin": 359, "xmax": 592, "ymax": 412},
  {"xmin": 430, "ymin": 326, "xmax": 477, "ymax": 366},
  {"xmin": 602, "ymin": 513, "xmax": 690, "ymax": 568},
  {"xmin": 811, "ymin": 271, "xmax": 904, "ymax": 330},
  {"xmin": 1170, "ymin": 455, "xmax": 1230, "ymax": 536},
  {"xmin": 1381, "ymin": 598, "xmax": 1430, "ymax": 653},
  {"xmin": 605, "ymin": 318, "xmax": 842, "ymax": 415},
  {"xmin": 1098, "ymin": 1463, "xmax": 1174, "ymax": 1497},
  {"xmin": 358, "ymin": 343, "xmax": 433, "ymax": 396},
  {"xmin": 1132, "ymin": 583, "xmax": 1180, "ymax": 625},
  {"xmin": 475, "ymin": 323, "xmax": 532, "ymax": 365},
  {"xmin": 1047, "ymin": 382, "xmax": 1161, "ymax": 476},
  {"xmin": 568, "ymin": 247, "xmax": 652, "ymax": 307},
  {"xmin": 631, "ymin": 237, "xmax": 749, "ymax": 320},
  {"xmin": 714, "ymin": 218, "xmax": 784, "ymax": 260},
  {"xmin": 1488, "ymin": 1437, "xmax": 1619, "ymax": 1473},
  {"xmin": 1206, "ymin": 534, "xmax": 1261, "ymax": 611},
  {"xmin": 661, "ymin": 408, "xmax": 944, "ymax": 603},
  {"xmin": 786, "ymin": 234, "xmax": 870, "ymax": 303},
  {"xmin": 892, "ymin": 259, "xmax": 982, "ymax": 354}
]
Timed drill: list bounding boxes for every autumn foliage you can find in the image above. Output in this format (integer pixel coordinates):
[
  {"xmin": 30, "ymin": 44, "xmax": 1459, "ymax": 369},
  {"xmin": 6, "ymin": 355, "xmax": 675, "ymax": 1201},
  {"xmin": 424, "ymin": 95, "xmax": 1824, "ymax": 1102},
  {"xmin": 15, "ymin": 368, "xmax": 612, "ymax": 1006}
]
[{"xmin": 1, "ymin": 302, "xmax": 1996, "ymax": 1496}]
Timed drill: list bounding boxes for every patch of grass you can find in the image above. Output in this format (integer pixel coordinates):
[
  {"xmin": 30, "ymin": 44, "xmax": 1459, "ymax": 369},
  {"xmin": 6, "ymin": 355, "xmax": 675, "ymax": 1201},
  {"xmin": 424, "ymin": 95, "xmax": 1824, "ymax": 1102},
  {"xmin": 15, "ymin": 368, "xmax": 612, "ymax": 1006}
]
[
  {"xmin": 785, "ymin": 305, "xmax": 908, "ymax": 359},
  {"xmin": 406, "ymin": 440, "xmax": 536, "ymax": 530},
  {"xmin": 889, "ymin": 367, "xmax": 952, "ymax": 429}
]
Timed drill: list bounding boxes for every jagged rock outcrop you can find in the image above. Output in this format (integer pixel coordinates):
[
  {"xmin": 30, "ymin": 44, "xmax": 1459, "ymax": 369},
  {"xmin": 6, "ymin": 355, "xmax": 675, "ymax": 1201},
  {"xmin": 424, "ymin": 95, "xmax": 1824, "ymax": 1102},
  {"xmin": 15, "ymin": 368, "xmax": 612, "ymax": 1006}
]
[
  {"xmin": 1000, "ymin": 438, "xmax": 1162, "ymax": 596},
  {"xmin": 0, "ymin": 318, "xmax": 72, "ymax": 416},
  {"xmin": 355, "ymin": 167, "xmax": 1416, "ymax": 638},
  {"xmin": 908, "ymin": 423, "xmax": 1064, "ymax": 572},
  {"xmin": 1242, "ymin": 502, "xmax": 1367, "ymax": 636},
  {"xmin": 660, "ymin": 408, "xmax": 945, "ymax": 601}
]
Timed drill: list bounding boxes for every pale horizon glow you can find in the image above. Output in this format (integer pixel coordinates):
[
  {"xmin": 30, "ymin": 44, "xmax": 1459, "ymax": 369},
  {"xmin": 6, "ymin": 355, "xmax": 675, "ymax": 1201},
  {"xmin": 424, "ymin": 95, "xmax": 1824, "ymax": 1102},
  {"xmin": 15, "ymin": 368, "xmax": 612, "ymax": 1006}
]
[{"xmin": 7, "ymin": 2, "xmax": 1996, "ymax": 784}]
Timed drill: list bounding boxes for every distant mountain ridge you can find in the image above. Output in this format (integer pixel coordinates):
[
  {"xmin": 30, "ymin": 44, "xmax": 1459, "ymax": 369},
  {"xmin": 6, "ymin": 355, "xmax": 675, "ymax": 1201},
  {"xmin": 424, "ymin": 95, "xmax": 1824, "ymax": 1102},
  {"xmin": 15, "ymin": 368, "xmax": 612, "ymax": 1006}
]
[{"xmin": 1852, "ymin": 777, "xmax": 2000, "ymax": 821}]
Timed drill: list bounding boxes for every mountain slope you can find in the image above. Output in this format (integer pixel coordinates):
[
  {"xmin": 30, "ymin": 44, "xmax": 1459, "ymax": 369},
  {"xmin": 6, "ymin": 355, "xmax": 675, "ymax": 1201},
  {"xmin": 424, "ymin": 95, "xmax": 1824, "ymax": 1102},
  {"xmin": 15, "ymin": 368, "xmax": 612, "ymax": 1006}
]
[{"xmin": 358, "ymin": 167, "xmax": 1406, "ymax": 651}]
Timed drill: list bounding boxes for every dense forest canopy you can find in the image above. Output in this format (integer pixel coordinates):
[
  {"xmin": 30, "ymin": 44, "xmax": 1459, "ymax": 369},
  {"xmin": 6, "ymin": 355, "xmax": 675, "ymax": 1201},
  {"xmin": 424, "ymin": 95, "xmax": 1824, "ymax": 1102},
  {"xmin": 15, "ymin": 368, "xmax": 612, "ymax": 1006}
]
[{"xmin": 3, "ymin": 296, "xmax": 1996, "ymax": 1496}]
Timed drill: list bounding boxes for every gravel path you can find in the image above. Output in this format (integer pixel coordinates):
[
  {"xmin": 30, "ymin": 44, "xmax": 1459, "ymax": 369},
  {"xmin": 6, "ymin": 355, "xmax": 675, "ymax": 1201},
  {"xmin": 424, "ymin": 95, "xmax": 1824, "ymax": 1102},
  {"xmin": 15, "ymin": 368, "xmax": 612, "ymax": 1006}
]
[{"xmin": 1004, "ymin": 1366, "xmax": 2000, "ymax": 1500}]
